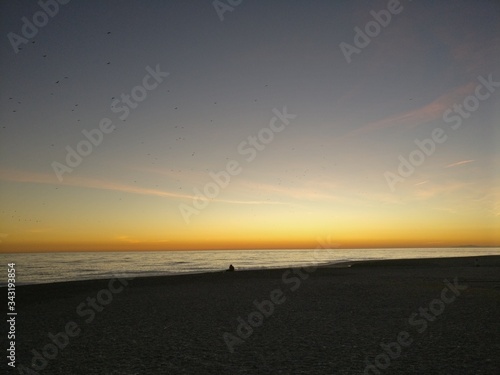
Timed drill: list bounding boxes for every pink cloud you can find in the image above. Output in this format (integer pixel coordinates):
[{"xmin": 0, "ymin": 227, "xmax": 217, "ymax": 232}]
[
  {"xmin": 0, "ymin": 168, "xmax": 287, "ymax": 206},
  {"xmin": 343, "ymin": 81, "xmax": 476, "ymax": 139},
  {"xmin": 445, "ymin": 160, "xmax": 475, "ymax": 168},
  {"xmin": 0, "ymin": 168, "xmax": 193, "ymax": 200}
]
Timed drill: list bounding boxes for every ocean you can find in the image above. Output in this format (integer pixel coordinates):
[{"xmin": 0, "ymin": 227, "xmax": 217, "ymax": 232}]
[{"xmin": 1, "ymin": 248, "xmax": 499, "ymax": 286}]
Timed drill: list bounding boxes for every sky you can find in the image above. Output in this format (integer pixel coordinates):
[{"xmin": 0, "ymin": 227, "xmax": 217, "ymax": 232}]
[{"xmin": 1, "ymin": 0, "xmax": 499, "ymax": 252}]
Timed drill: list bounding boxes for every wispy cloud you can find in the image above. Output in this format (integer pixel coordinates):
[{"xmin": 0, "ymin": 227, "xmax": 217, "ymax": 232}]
[
  {"xmin": 230, "ymin": 178, "xmax": 345, "ymax": 203},
  {"xmin": 0, "ymin": 168, "xmax": 287, "ymax": 207},
  {"xmin": 472, "ymin": 189, "xmax": 500, "ymax": 217},
  {"xmin": 410, "ymin": 180, "xmax": 473, "ymax": 201},
  {"xmin": 343, "ymin": 81, "xmax": 476, "ymax": 139},
  {"xmin": 445, "ymin": 160, "xmax": 475, "ymax": 168},
  {"xmin": 230, "ymin": 178, "xmax": 405, "ymax": 208},
  {"xmin": 414, "ymin": 180, "xmax": 428, "ymax": 186},
  {"xmin": 0, "ymin": 168, "xmax": 194, "ymax": 200}
]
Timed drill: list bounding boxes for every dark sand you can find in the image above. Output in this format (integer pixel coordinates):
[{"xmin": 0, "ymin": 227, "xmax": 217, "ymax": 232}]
[{"xmin": 10, "ymin": 256, "xmax": 500, "ymax": 374}]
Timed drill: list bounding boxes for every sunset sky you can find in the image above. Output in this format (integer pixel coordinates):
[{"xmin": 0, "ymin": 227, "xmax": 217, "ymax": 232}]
[{"xmin": 1, "ymin": 0, "xmax": 499, "ymax": 252}]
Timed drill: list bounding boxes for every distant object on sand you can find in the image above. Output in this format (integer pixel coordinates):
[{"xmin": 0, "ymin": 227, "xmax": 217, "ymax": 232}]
[{"xmin": 226, "ymin": 264, "xmax": 235, "ymax": 272}]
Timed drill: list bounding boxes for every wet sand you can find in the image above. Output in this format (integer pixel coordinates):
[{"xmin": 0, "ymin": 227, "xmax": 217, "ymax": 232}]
[{"xmin": 11, "ymin": 255, "xmax": 500, "ymax": 374}]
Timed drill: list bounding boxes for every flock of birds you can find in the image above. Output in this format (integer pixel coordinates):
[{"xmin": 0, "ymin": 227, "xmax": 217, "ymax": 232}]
[
  {"xmin": 4, "ymin": 27, "xmax": 282, "ymax": 212},
  {"xmin": 6, "ymin": 31, "xmax": 114, "ymax": 120}
]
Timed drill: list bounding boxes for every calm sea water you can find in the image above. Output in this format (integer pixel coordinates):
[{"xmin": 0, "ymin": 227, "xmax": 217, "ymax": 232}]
[{"xmin": 1, "ymin": 248, "xmax": 499, "ymax": 286}]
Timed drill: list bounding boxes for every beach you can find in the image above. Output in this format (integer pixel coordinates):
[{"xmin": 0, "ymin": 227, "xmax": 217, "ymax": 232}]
[{"xmin": 10, "ymin": 256, "xmax": 500, "ymax": 374}]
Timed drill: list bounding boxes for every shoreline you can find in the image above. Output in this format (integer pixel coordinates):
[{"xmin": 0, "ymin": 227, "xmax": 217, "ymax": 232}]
[
  {"xmin": 5, "ymin": 255, "xmax": 498, "ymax": 296},
  {"xmin": 3, "ymin": 254, "xmax": 499, "ymax": 288}
]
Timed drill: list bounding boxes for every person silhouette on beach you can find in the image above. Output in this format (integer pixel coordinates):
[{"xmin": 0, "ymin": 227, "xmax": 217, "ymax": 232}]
[{"xmin": 227, "ymin": 264, "xmax": 235, "ymax": 272}]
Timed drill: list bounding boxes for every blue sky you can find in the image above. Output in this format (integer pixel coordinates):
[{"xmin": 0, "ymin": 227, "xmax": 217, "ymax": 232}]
[{"xmin": 1, "ymin": 0, "xmax": 499, "ymax": 251}]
